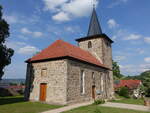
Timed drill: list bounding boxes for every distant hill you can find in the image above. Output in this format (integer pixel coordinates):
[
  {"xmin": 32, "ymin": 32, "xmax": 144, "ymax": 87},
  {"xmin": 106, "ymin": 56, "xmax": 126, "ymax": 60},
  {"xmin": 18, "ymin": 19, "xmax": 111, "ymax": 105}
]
[{"xmin": 0, "ymin": 79, "xmax": 25, "ymax": 84}]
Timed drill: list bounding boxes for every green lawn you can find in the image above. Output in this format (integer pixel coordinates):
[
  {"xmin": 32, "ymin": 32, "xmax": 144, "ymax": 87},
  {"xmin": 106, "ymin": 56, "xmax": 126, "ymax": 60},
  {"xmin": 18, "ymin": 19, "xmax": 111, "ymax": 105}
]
[
  {"xmin": 0, "ymin": 96, "xmax": 62, "ymax": 113},
  {"xmin": 62, "ymin": 105, "xmax": 150, "ymax": 113},
  {"xmin": 111, "ymin": 98, "xmax": 144, "ymax": 105}
]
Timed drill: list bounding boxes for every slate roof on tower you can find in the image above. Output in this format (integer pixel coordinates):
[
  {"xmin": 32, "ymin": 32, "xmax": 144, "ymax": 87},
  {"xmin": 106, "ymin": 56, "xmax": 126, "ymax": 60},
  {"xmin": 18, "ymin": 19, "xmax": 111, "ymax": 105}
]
[
  {"xmin": 26, "ymin": 40, "xmax": 109, "ymax": 69},
  {"xmin": 88, "ymin": 8, "xmax": 102, "ymax": 36},
  {"xmin": 76, "ymin": 8, "xmax": 113, "ymax": 43}
]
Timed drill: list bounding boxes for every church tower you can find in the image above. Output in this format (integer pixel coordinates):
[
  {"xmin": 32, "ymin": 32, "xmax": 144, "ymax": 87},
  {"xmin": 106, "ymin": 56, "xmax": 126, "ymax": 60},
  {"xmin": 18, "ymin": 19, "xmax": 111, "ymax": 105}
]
[
  {"xmin": 76, "ymin": 7, "xmax": 113, "ymax": 69},
  {"xmin": 76, "ymin": 7, "xmax": 114, "ymax": 98}
]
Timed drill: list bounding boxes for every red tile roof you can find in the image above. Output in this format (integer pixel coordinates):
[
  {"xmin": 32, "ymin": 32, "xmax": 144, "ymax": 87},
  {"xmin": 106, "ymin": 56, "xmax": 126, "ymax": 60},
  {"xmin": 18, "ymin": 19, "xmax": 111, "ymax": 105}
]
[
  {"xmin": 26, "ymin": 40, "xmax": 108, "ymax": 69},
  {"xmin": 114, "ymin": 80, "xmax": 141, "ymax": 89}
]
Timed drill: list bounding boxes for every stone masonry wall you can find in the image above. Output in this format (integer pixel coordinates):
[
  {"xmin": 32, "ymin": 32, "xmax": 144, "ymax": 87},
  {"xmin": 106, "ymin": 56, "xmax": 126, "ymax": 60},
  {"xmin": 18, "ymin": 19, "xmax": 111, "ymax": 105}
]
[
  {"xmin": 78, "ymin": 38, "xmax": 103, "ymax": 63},
  {"xmin": 28, "ymin": 59, "xmax": 68, "ymax": 105},
  {"xmin": 78, "ymin": 37, "xmax": 114, "ymax": 99},
  {"xmin": 101, "ymin": 38, "xmax": 114, "ymax": 98},
  {"xmin": 66, "ymin": 59, "xmax": 109, "ymax": 104}
]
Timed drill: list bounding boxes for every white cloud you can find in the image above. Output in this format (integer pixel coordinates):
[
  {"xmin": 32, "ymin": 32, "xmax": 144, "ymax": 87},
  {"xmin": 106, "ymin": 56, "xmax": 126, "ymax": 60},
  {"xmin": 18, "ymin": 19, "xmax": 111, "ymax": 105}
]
[
  {"xmin": 144, "ymin": 37, "xmax": 150, "ymax": 44},
  {"xmin": 33, "ymin": 32, "xmax": 43, "ymax": 37},
  {"xmin": 108, "ymin": 0, "xmax": 128, "ymax": 8},
  {"xmin": 114, "ymin": 56, "xmax": 126, "ymax": 62},
  {"xmin": 107, "ymin": 19, "xmax": 118, "ymax": 29},
  {"xmin": 52, "ymin": 12, "xmax": 70, "ymax": 22},
  {"xmin": 140, "ymin": 64, "xmax": 150, "ymax": 72},
  {"xmin": 5, "ymin": 41, "xmax": 26, "ymax": 51},
  {"xmin": 124, "ymin": 34, "xmax": 142, "ymax": 40},
  {"xmin": 21, "ymin": 27, "xmax": 43, "ymax": 38},
  {"xmin": 4, "ymin": 13, "xmax": 40, "ymax": 25},
  {"xmin": 120, "ymin": 64, "xmax": 150, "ymax": 75},
  {"xmin": 5, "ymin": 41, "xmax": 40, "ymax": 55},
  {"xmin": 43, "ymin": 0, "xmax": 68, "ymax": 11},
  {"xmin": 65, "ymin": 26, "xmax": 74, "ymax": 33},
  {"xmin": 43, "ymin": 0, "xmax": 98, "ymax": 22},
  {"xmin": 112, "ymin": 36, "xmax": 117, "ymax": 41},
  {"xmin": 136, "ymin": 48, "xmax": 145, "ymax": 54},
  {"xmin": 4, "ymin": 15, "xmax": 18, "ymax": 24},
  {"xmin": 65, "ymin": 26, "xmax": 81, "ymax": 33},
  {"xmin": 144, "ymin": 57, "xmax": 150, "ymax": 63},
  {"xmin": 21, "ymin": 28, "xmax": 31, "ymax": 34},
  {"xmin": 110, "ymin": 28, "xmax": 150, "ymax": 43},
  {"xmin": 18, "ymin": 46, "xmax": 40, "ymax": 55}
]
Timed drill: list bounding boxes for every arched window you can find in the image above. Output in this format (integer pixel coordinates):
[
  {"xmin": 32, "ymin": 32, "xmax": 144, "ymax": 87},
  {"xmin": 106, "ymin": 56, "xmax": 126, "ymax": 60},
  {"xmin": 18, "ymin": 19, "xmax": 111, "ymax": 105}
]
[
  {"xmin": 88, "ymin": 41, "xmax": 92, "ymax": 48},
  {"xmin": 80, "ymin": 70, "xmax": 85, "ymax": 94},
  {"xmin": 100, "ymin": 73, "xmax": 104, "ymax": 92},
  {"xmin": 92, "ymin": 72, "xmax": 95, "ymax": 80}
]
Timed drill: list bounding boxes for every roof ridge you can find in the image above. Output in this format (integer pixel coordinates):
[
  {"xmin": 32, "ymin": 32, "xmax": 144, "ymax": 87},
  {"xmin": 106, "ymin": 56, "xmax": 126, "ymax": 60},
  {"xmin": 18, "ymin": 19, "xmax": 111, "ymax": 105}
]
[
  {"xmin": 26, "ymin": 39, "xmax": 108, "ymax": 69},
  {"xmin": 61, "ymin": 40, "xmax": 107, "ymax": 67}
]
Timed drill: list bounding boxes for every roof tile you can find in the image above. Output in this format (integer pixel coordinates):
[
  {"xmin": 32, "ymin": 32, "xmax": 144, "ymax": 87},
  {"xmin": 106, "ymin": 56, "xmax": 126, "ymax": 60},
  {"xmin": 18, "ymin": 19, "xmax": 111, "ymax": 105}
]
[
  {"xmin": 26, "ymin": 40, "xmax": 108, "ymax": 69},
  {"xmin": 114, "ymin": 80, "xmax": 141, "ymax": 89}
]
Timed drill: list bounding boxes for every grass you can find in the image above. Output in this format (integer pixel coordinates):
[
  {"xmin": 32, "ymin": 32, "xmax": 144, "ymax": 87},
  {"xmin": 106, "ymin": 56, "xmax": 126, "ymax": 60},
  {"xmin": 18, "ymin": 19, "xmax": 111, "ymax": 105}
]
[
  {"xmin": 0, "ymin": 96, "xmax": 62, "ymax": 113},
  {"xmin": 62, "ymin": 105, "xmax": 150, "ymax": 113},
  {"xmin": 111, "ymin": 98, "xmax": 144, "ymax": 105}
]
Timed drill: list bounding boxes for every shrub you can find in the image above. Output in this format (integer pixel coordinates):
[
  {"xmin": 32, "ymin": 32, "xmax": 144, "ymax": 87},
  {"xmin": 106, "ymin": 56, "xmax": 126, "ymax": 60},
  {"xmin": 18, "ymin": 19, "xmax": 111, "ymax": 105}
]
[
  {"xmin": 17, "ymin": 89, "xmax": 24, "ymax": 95},
  {"xmin": 0, "ymin": 88, "xmax": 13, "ymax": 97},
  {"xmin": 118, "ymin": 87, "xmax": 130, "ymax": 98},
  {"xmin": 93, "ymin": 99, "xmax": 105, "ymax": 105}
]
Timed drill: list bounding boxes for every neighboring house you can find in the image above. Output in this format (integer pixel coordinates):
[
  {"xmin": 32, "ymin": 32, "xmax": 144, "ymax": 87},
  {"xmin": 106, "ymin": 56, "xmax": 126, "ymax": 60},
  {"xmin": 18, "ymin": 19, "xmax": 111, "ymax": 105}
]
[
  {"xmin": 0, "ymin": 83, "xmax": 25, "ymax": 96},
  {"xmin": 0, "ymin": 82, "xmax": 9, "ymax": 88},
  {"xmin": 114, "ymin": 80, "xmax": 142, "ymax": 98},
  {"xmin": 24, "ymin": 8, "xmax": 114, "ymax": 105},
  {"xmin": 9, "ymin": 85, "xmax": 25, "ymax": 92}
]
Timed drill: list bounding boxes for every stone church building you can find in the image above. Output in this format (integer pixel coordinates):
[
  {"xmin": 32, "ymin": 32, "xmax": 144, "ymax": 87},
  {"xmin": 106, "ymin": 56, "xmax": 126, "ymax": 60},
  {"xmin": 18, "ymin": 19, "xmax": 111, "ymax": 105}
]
[{"xmin": 24, "ymin": 8, "xmax": 114, "ymax": 105}]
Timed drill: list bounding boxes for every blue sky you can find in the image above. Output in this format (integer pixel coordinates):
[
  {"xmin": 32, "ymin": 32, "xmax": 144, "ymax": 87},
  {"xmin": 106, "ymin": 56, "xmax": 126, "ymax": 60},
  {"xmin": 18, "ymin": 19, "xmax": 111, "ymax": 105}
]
[{"xmin": 0, "ymin": 0, "xmax": 150, "ymax": 79}]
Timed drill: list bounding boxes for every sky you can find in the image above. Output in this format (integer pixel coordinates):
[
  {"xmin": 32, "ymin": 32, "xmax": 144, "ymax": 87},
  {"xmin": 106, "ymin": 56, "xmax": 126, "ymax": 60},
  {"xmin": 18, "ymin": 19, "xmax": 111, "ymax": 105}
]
[{"xmin": 0, "ymin": 0, "xmax": 150, "ymax": 79}]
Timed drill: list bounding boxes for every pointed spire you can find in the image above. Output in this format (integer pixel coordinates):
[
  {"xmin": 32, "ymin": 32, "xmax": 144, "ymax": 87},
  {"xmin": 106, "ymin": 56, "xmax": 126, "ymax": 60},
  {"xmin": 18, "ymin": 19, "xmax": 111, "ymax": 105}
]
[{"xmin": 87, "ymin": 7, "xmax": 102, "ymax": 36}]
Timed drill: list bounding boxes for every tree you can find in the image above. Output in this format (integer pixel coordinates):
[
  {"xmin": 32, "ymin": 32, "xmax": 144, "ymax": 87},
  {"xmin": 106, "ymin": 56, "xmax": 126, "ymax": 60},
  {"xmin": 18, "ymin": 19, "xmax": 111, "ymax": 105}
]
[
  {"xmin": 118, "ymin": 87, "xmax": 130, "ymax": 98},
  {"xmin": 0, "ymin": 5, "xmax": 14, "ymax": 80},
  {"xmin": 140, "ymin": 71, "xmax": 150, "ymax": 97},
  {"xmin": 112, "ymin": 60, "xmax": 123, "ymax": 80}
]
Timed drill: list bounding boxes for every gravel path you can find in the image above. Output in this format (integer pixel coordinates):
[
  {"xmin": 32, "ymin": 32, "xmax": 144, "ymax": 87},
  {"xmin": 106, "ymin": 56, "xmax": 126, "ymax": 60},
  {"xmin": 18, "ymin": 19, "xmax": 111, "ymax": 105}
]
[
  {"xmin": 41, "ymin": 101, "xmax": 150, "ymax": 113},
  {"xmin": 101, "ymin": 102, "xmax": 150, "ymax": 112},
  {"xmin": 41, "ymin": 101, "xmax": 93, "ymax": 113}
]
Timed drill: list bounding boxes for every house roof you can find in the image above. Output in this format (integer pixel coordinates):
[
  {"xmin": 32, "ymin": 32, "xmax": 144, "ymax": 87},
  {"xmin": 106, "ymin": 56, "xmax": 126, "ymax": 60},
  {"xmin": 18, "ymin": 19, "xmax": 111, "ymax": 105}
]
[
  {"xmin": 26, "ymin": 40, "xmax": 109, "ymax": 69},
  {"xmin": 114, "ymin": 80, "xmax": 141, "ymax": 89}
]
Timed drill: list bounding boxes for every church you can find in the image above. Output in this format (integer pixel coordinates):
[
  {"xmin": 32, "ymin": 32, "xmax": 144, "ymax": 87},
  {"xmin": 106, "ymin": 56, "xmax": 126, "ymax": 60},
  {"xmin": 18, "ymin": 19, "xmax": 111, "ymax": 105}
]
[{"xmin": 24, "ymin": 7, "xmax": 114, "ymax": 105}]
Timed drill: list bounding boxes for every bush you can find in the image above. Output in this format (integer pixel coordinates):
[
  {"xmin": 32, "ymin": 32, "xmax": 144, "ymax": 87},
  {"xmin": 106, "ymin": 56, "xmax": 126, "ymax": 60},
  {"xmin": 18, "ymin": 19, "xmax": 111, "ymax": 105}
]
[
  {"xmin": 93, "ymin": 99, "xmax": 105, "ymax": 105},
  {"xmin": 17, "ymin": 89, "xmax": 24, "ymax": 95},
  {"xmin": 144, "ymin": 87, "xmax": 150, "ymax": 97},
  {"xmin": 118, "ymin": 87, "xmax": 130, "ymax": 98},
  {"xmin": 0, "ymin": 88, "xmax": 13, "ymax": 97}
]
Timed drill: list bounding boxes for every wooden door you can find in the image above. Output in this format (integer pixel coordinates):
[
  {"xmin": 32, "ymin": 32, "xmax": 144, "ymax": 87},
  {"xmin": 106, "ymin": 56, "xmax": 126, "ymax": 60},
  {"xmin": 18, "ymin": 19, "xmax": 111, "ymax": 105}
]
[
  {"xmin": 92, "ymin": 86, "xmax": 95, "ymax": 99},
  {"xmin": 40, "ymin": 83, "xmax": 47, "ymax": 101}
]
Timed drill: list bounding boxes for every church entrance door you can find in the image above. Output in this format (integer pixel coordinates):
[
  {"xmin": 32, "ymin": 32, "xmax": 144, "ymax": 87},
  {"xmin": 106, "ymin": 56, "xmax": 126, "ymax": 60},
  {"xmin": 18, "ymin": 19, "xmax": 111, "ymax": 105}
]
[
  {"xmin": 40, "ymin": 83, "xmax": 47, "ymax": 101},
  {"xmin": 92, "ymin": 85, "xmax": 96, "ymax": 99}
]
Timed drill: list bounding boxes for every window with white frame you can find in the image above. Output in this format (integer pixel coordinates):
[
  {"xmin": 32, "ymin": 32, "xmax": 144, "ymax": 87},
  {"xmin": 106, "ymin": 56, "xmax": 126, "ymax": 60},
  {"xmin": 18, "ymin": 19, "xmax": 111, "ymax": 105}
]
[
  {"xmin": 100, "ymin": 73, "xmax": 104, "ymax": 92},
  {"xmin": 80, "ymin": 70, "xmax": 85, "ymax": 94}
]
